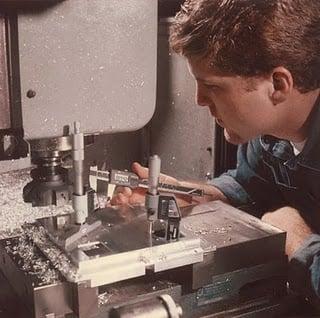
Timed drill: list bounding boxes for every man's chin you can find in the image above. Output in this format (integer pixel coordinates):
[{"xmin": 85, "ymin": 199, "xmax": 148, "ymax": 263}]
[{"xmin": 224, "ymin": 128, "xmax": 246, "ymax": 145}]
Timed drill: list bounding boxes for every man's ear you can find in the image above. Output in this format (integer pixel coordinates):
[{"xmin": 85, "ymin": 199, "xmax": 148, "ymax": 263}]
[{"xmin": 270, "ymin": 67, "xmax": 293, "ymax": 105}]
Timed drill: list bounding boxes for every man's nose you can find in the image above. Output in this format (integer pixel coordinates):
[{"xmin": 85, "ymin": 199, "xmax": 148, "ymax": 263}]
[{"xmin": 196, "ymin": 84, "xmax": 210, "ymax": 107}]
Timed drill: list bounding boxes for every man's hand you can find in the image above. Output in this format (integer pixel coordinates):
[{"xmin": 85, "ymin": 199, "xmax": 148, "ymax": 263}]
[
  {"xmin": 262, "ymin": 207, "xmax": 314, "ymax": 259},
  {"xmin": 110, "ymin": 162, "xmax": 193, "ymax": 207},
  {"xmin": 110, "ymin": 162, "xmax": 228, "ymax": 207}
]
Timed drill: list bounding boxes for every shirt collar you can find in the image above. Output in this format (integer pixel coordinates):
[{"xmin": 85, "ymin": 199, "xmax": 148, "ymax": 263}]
[
  {"xmin": 297, "ymin": 94, "xmax": 320, "ymax": 170},
  {"xmin": 260, "ymin": 94, "xmax": 320, "ymax": 170}
]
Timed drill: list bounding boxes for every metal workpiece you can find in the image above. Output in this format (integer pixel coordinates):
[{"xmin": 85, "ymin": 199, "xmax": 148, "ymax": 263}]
[
  {"xmin": 38, "ymin": 201, "xmax": 285, "ymax": 289},
  {"xmin": 40, "ymin": 214, "xmax": 102, "ymax": 252},
  {"xmin": 181, "ymin": 201, "xmax": 285, "ymax": 250},
  {"xmin": 73, "ymin": 235, "xmax": 203, "ymax": 287},
  {"xmin": 66, "ymin": 207, "xmax": 202, "ymax": 287},
  {"xmin": 36, "ymin": 204, "xmax": 202, "ymax": 288}
]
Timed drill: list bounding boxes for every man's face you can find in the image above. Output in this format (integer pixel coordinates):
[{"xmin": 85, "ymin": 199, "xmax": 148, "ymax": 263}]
[{"xmin": 187, "ymin": 56, "xmax": 279, "ymax": 145}]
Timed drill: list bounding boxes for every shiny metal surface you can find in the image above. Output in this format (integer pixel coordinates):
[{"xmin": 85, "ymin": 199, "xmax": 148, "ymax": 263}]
[
  {"xmin": 181, "ymin": 201, "xmax": 284, "ymax": 249},
  {"xmin": 0, "ymin": 237, "xmax": 74, "ymax": 317},
  {"xmin": 110, "ymin": 294, "xmax": 182, "ymax": 318},
  {"xmin": 181, "ymin": 201, "xmax": 286, "ymax": 290},
  {"xmin": 148, "ymin": 155, "xmax": 161, "ymax": 196},
  {"xmin": 18, "ymin": 0, "xmax": 157, "ymax": 139},
  {"xmin": 29, "ymin": 135, "xmax": 72, "ymax": 153},
  {"xmin": 37, "ymin": 201, "xmax": 285, "ymax": 290},
  {"xmin": 72, "ymin": 122, "xmax": 84, "ymax": 196},
  {"xmin": 39, "ymin": 205, "xmax": 203, "ymax": 287}
]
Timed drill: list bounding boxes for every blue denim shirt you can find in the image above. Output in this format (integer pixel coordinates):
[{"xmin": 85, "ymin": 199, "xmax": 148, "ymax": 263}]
[{"xmin": 211, "ymin": 96, "xmax": 320, "ymax": 304}]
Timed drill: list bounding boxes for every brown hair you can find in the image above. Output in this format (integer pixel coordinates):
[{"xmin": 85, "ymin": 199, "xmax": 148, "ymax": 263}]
[{"xmin": 169, "ymin": 0, "xmax": 320, "ymax": 92}]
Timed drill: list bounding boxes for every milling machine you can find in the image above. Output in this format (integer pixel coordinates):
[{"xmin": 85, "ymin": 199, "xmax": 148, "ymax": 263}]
[{"xmin": 0, "ymin": 1, "xmax": 291, "ymax": 317}]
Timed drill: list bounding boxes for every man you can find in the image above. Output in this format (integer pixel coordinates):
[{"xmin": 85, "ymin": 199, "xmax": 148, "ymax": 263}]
[{"xmin": 112, "ymin": 0, "xmax": 320, "ymax": 306}]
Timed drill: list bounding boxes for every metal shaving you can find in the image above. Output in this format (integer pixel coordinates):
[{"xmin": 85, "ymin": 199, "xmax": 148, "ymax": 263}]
[
  {"xmin": 98, "ymin": 287, "xmax": 122, "ymax": 306},
  {"xmin": 183, "ymin": 222, "xmax": 232, "ymax": 235},
  {"xmin": 0, "ymin": 169, "xmax": 73, "ymax": 239},
  {"xmin": 98, "ymin": 281, "xmax": 177, "ymax": 307},
  {"xmin": 158, "ymin": 252, "xmax": 167, "ymax": 262},
  {"xmin": 98, "ymin": 291, "xmax": 114, "ymax": 306},
  {"xmin": 97, "ymin": 194, "xmax": 109, "ymax": 209},
  {"xmin": 0, "ymin": 169, "xmax": 85, "ymax": 286},
  {"xmin": 23, "ymin": 225, "xmax": 80, "ymax": 282},
  {"xmin": 4, "ymin": 234, "xmax": 60, "ymax": 286}
]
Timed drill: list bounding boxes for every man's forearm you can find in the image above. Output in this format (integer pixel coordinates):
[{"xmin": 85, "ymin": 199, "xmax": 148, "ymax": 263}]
[{"xmin": 289, "ymin": 235, "xmax": 320, "ymax": 307}]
